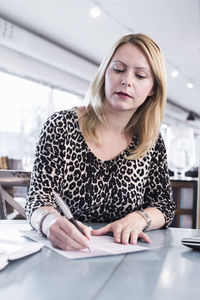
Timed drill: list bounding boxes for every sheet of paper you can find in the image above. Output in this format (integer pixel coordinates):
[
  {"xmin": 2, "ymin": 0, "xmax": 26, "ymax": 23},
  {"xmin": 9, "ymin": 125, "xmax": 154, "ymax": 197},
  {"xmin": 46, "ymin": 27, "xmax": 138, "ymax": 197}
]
[
  {"xmin": 0, "ymin": 250, "xmax": 9, "ymax": 271},
  {"xmin": 20, "ymin": 230, "xmax": 148, "ymax": 259},
  {"xmin": 0, "ymin": 241, "xmax": 43, "ymax": 270},
  {"xmin": 0, "ymin": 223, "xmax": 43, "ymax": 271}
]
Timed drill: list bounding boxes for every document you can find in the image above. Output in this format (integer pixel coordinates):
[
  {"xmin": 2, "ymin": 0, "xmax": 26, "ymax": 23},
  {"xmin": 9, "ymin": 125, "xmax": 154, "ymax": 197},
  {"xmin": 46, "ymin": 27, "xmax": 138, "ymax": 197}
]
[
  {"xmin": 20, "ymin": 230, "xmax": 148, "ymax": 259},
  {"xmin": 0, "ymin": 241, "xmax": 43, "ymax": 271}
]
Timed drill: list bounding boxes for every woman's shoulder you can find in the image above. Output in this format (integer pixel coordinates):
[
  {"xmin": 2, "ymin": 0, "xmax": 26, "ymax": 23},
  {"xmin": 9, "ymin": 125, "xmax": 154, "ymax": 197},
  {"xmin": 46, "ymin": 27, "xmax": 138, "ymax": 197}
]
[
  {"xmin": 38, "ymin": 108, "xmax": 78, "ymax": 136},
  {"xmin": 47, "ymin": 106, "xmax": 87, "ymax": 122},
  {"xmin": 152, "ymin": 133, "xmax": 166, "ymax": 154},
  {"xmin": 50, "ymin": 107, "xmax": 77, "ymax": 120},
  {"xmin": 156, "ymin": 133, "xmax": 165, "ymax": 146},
  {"xmin": 44, "ymin": 107, "xmax": 79, "ymax": 126}
]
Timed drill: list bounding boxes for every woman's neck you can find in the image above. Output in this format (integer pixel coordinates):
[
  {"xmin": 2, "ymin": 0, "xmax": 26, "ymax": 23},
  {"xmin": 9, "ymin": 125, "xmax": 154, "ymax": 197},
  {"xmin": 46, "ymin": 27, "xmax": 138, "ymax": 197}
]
[{"xmin": 102, "ymin": 102, "xmax": 134, "ymax": 135}]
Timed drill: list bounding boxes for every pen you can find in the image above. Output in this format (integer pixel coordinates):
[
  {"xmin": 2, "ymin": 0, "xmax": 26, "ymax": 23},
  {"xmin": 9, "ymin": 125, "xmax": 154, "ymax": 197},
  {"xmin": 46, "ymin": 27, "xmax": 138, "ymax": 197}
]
[{"xmin": 53, "ymin": 192, "xmax": 93, "ymax": 253}]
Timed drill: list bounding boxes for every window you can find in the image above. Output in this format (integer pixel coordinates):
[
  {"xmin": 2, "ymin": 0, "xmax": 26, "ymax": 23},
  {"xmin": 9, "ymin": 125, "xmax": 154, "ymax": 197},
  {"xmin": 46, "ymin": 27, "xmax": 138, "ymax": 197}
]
[{"xmin": 0, "ymin": 71, "xmax": 84, "ymax": 171}]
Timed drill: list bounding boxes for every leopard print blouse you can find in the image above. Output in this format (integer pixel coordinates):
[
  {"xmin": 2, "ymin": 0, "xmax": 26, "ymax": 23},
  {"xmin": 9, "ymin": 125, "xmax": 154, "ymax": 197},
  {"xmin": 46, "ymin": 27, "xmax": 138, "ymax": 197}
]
[{"xmin": 25, "ymin": 108, "xmax": 175, "ymax": 226}]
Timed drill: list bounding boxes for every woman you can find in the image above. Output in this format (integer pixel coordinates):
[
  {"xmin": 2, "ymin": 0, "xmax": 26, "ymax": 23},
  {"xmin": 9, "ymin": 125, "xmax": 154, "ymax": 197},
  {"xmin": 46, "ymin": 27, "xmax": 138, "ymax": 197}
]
[{"xmin": 25, "ymin": 33, "xmax": 175, "ymax": 251}]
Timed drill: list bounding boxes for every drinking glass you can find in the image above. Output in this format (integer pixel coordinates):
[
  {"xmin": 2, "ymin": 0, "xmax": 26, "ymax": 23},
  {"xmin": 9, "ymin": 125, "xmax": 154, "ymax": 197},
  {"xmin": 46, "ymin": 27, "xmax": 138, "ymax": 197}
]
[{"xmin": 166, "ymin": 126, "xmax": 196, "ymax": 178}]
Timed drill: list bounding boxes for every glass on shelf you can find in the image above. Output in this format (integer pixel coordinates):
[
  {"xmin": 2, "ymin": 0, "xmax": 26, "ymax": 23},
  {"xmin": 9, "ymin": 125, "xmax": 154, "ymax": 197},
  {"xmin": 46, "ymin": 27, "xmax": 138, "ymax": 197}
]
[{"xmin": 166, "ymin": 126, "xmax": 196, "ymax": 179}]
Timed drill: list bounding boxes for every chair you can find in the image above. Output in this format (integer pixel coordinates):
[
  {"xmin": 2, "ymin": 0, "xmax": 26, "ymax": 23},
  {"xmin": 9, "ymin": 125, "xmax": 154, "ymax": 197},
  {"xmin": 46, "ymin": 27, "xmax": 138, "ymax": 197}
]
[{"xmin": 0, "ymin": 170, "xmax": 31, "ymax": 219}]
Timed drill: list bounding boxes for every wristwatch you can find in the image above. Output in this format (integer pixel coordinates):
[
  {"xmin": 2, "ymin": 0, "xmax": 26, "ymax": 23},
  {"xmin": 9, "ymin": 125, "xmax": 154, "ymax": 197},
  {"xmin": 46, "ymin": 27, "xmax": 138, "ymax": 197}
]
[
  {"xmin": 35, "ymin": 209, "xmax": 55, "ymax": 236},
  {"xmin": 136, "ymin": 209, "xmax": 152, "ymax": 232}
]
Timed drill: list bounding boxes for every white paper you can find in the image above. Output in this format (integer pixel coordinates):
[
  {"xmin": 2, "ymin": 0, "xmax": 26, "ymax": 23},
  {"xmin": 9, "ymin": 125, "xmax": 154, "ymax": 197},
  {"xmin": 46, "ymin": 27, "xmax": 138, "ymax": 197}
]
[
  {"xmin": 20, "ymin": 230, "xmax": 148, "ymax": 259},
  {"xmin": 0, "ymin": 250, "xmax": 9, "ymax": 271},
  {"xmin": 0, "ymin": 241, "xmax": 43, "ymax": 270}
]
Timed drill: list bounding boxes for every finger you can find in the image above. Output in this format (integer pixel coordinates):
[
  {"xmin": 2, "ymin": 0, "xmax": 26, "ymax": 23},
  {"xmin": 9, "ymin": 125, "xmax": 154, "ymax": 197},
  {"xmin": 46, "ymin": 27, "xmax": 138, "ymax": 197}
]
[
  {"xmin": 91, "ymin": 224, "xmax": 112, "ymax": 236},
  {"xmin": 129, "ymin": 229, "xmax": 140, "ymax": 245},
  {"xmin": 120, "ymin": 227, "xmax": 132, "ymax": 245},
  {"xmin": 138, "ymin": 231, "xmax": 151, "ymax": 243},
  {"xmin": 60, "ymin": 219, "xmax": 90, "ymax": 247},
  {"xmin": 48, "ymin": 218, "xmax": 89, "ymax": 249},
  {"xmin": 49, "ymin": 224, "xmax": 90, "ymax": 251},
  {"xmin": 113, "ymin": 226, "xmax": 123, "ymax": 243},
  {"xmin": 77, "ymin": 221, "xmax": 91, "ymax": 240},
  {"xmin": 50, "ymin": 233, "xmax": 86, "ymax": 251}
]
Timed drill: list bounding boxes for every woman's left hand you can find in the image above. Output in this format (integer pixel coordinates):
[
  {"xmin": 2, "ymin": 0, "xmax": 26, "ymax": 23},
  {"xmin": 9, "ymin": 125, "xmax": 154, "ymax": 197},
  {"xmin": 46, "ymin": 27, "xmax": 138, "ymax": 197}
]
[{"xmin": 92, "ymin": 212, "xmax": 151, "ymax": 245}]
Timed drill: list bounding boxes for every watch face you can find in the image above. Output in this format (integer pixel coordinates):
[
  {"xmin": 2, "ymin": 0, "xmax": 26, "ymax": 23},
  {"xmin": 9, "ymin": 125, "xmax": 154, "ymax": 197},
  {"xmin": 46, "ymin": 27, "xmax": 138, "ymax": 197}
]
[
  {"xmin": 144, "ymin": 220, "xmax": 151, "ymax": 231},
  {"xmin": 136, "ymin": 210, "xmax": 151, "ymax": 231},
  {"xmin": 143, "ymin": 219, "xmax": 150, "ymax": 231}
]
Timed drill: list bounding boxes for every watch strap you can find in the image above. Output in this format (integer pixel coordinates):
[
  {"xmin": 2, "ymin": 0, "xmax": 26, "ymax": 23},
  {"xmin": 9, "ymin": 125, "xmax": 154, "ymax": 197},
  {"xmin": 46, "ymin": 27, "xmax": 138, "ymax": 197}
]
[{"xmin": 136, "ymin": 209, "xmax": 152, "ymax": 232}]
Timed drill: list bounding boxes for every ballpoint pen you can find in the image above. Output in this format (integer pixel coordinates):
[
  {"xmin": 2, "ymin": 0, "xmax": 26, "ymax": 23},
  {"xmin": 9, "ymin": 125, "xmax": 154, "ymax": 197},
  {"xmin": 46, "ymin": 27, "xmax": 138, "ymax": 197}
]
[{"xmin": 53, "ymin": 191, "xmax": 93, "ymax": 253}]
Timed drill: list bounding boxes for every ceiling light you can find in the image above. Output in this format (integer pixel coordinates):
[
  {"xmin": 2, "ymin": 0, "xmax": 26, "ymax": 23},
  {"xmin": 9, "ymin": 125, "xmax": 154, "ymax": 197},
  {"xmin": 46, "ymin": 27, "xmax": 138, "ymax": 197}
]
[
  {"xmin": 171, "ymin": 70, "xmax": 179, "ymax": 77},
  {"xmin": 161, "ymin": 123, "xmax": 168, "ymax": 130},
  {"xmin": 90, "ymin": 7, "xmax": 101, "ymax": 18},
  {"xmin": 187, "ymin": 112, "xmax": 195, "ymax": 121},
  {"xmin": 187, "ymin": 82, "xmax": 194, "ymax": 89}
]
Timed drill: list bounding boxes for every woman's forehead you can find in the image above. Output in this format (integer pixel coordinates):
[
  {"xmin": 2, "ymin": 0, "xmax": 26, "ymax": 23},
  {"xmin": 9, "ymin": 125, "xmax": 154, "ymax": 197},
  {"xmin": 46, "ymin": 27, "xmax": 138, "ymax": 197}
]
[{"xmin": 111, "ymin": 43, "xmax": 151, "ymax": 69}]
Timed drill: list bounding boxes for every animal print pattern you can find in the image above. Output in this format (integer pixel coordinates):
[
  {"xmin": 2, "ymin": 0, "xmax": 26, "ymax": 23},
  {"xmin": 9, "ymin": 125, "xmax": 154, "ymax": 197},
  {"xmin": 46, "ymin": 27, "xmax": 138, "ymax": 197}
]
[{"xmin": 25, "ymin": 108, "xmax": 175, "ymax": 226}]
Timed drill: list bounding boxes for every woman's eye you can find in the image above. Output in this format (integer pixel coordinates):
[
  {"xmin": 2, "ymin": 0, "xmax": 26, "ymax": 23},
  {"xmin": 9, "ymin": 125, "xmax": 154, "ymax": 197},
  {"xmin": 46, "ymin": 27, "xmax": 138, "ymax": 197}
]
[
  {"xmin": 136, "ymin": 74, "xmax": 146, "ymax": 79},
  {"xmin": 113, "ymin": 68, "xmax": 124, "ymax": 73}
]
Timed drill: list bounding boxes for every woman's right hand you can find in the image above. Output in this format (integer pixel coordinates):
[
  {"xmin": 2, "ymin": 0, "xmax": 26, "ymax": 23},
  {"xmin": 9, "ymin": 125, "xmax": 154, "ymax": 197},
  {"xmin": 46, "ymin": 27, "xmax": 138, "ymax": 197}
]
[{"xmin": 43, "ymin": 215, "xmax": 91, "ymax": 251}]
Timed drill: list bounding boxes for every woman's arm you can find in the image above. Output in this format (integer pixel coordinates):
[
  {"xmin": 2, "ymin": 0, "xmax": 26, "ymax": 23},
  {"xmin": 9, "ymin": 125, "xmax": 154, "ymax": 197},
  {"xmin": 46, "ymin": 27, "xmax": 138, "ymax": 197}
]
[
  {"xmin": 143, "ymin": 134, "xmax": 175, "ymax": 227},
  {"xmin": 25, "ymin": 111, "xmax": 91, "ymax": 250},
  {"xmin": 92, "ymin": 134, "xmax": 175, "ymax": 244},
  {"xmin": 25, "ymin": 112, "xmax": 67, "ymax": 221}
]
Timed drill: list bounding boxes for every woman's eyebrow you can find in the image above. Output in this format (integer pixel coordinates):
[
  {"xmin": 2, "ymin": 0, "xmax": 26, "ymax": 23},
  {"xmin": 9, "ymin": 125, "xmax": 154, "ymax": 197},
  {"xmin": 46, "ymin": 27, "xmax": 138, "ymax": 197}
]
[
  {"xmin": 112, "ymin": 60, "xmax": 151, "ymax": 73},
  {"xmin": 135, "ymin": 67, "xmax": 151, "ymax": 74},
  {"xmin": 111, "ymin": 60, "xmax": 127, "ymax": 67}
]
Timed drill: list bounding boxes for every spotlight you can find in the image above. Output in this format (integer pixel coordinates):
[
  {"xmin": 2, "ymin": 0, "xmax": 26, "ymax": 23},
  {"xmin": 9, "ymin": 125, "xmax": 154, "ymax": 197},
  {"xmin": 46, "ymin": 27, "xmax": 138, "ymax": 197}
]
[
  {"xmin": 90, "ymin": 7, "xmax": 101, "ymax": 18},
  {"xmin": 171, "ymin": 70, "xmax": 179, "ymax": 77},
  {"xmin": 187, "ymin": 82, "xmax": 194, "ymax": 89},
  {"xmin": 187, "ymin": 112, "xmax": 195, "ymax": 121}
]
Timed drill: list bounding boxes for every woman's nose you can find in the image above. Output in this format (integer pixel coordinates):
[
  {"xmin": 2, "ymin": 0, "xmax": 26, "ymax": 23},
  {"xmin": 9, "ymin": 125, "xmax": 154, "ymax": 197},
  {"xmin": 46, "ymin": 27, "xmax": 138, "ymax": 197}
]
[
  {"xmin": 121, "ymin": 79, "xmax": 131, "ymax": 87},
  {"xmin": 120, "ymin": 73, "xmax": 133, "ymax": 87}
]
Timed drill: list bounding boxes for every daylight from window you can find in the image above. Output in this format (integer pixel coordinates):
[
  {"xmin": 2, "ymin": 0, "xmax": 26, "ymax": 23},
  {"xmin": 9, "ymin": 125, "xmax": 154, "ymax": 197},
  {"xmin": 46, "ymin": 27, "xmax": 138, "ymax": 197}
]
[{"xmin": 0, "ymin": 71, "xmax": 84, "ymax": 171}]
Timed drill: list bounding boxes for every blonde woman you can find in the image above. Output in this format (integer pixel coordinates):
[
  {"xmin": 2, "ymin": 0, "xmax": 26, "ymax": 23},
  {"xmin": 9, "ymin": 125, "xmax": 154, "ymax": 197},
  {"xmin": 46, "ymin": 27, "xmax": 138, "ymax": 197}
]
[{"xmin": 26, "ymin": 33, "xmax": 175, "ymax": 251}]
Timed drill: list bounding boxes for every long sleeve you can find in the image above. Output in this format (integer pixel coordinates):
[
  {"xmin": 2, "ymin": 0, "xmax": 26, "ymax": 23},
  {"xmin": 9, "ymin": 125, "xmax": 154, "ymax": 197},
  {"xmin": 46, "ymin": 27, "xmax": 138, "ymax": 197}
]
[
  {"xmin": 25, "ymin": 111, "xmax": 67, "ymax": 221},
  {"xmin": 143, "ymin": 135, "xmax": 175, "ymax": 227}
]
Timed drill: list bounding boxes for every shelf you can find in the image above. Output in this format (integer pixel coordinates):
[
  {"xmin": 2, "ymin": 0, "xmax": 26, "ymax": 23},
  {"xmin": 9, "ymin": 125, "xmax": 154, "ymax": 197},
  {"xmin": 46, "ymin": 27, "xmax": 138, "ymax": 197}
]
[{"xmin": 170, "ymin": 178, "xmax": 198, "ymax": 228}]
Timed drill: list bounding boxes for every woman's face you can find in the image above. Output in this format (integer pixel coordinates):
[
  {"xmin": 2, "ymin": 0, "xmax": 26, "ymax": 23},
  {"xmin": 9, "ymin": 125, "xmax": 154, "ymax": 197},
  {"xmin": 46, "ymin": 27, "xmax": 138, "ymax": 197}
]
[{"xmin": 104, "ymin": 43, "xmax": 154, "ymax": 114}]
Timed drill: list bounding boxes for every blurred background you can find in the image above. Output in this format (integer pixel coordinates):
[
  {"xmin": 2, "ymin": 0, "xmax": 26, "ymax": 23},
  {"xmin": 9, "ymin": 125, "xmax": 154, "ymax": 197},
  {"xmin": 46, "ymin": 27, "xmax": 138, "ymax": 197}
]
[{"xmin": 0, "ymin": 0, "xmax": 200, "ymax": 226}]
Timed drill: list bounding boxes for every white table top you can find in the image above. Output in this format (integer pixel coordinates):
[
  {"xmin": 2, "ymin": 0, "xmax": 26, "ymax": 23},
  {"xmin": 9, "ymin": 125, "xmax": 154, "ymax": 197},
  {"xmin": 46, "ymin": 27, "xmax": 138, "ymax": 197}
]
[{"xmin": 0, "ymin": 220, "xmax": 200, "ymax": 300}]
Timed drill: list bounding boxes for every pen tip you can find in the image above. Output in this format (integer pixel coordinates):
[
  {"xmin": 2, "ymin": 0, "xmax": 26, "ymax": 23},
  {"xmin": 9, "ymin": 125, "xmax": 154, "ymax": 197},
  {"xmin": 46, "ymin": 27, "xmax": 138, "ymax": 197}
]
[{"xmin": 89, "ymin": 246, "xmax": 93, "ymax": 254}]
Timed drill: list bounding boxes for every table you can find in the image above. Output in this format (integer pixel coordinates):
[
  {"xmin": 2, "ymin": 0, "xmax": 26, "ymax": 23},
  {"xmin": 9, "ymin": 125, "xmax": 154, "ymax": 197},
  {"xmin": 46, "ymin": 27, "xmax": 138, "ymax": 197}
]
[{"xmin": 0, "ymin": 220, "xmax": 200, "ymax": 300}]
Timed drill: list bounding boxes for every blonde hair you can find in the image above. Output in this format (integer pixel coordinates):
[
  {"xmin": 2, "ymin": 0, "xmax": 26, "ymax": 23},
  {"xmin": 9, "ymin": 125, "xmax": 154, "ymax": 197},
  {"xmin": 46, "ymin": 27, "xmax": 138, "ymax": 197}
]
[{"xmin": 81, "ymin": 33, "xmax": 167, "ymax": 159}]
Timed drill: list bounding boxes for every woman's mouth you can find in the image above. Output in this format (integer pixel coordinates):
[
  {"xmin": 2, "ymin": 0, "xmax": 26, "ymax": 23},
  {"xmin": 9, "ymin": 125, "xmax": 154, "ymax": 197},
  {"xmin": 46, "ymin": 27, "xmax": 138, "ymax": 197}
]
[{"xmin": 115, "ymin": 91, "xmax": 133, "ymax": 99}]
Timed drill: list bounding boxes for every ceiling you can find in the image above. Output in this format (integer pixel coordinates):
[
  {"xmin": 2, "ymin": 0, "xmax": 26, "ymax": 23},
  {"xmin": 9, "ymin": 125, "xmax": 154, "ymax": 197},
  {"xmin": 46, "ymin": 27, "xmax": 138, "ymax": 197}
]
[{"xmin": 0, "ymin": 0, "xmax": 199, "ymax": 119}]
